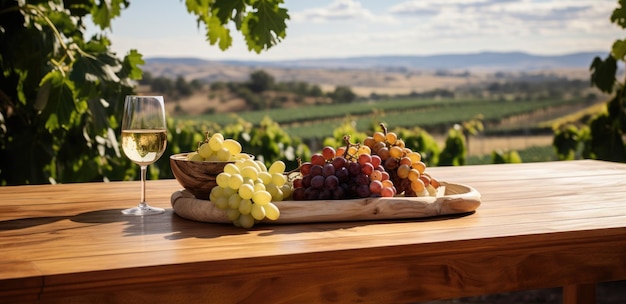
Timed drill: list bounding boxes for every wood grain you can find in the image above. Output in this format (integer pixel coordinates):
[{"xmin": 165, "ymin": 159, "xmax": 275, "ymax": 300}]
[
  {"xmin": 1, "ymin": 160, "xmax": 626, "ymax": 303},
  {"xmin": 171, "ymin": 182, "xmax": 481, "ymax": 224}
]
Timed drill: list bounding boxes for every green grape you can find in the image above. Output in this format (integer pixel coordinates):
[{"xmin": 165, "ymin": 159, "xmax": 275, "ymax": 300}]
[
  {"xmin": 222, "ymin": 187, "xmax": 236, "ymax": 197},
  {"xmin": 241, "ymin": 166, "xmax": 259, "ymax": 180},
  {"xmin": 227, "ymin": 209, "xmax": 240, "ymax": 221},
  {"xmin": 238, "ymin": 214, "xmax": 255, "ymax": 229},
  {"xmin": 210, "ymin": 186, "xmax": 224, "ymax": 202},
  {"xmin": 217, "ymin": 148, "xmax": 231, "ymax": 161},
  {"xmin": 251, "ymin": 203, "xmax": 266, "ymax": 221},
  {"xmin": 271, "ymin": 173, "xmax": 286, "ymax": 187},
  {"xmin": 280, "ymin": 184, "xmax": 293, "ymax": 199},
  {"xmin": 228, "ymin": 173, "xmax": 244, "ymax": 190},
  {"xmin": 254, "ymin": 183, "xmax": 266, "ymax": 192},
  {"xmin": 215, "ymin": 196, "xmax": 229, "ymax": 209},
  {"xmin": 258, "ymin": 171, "xmax": 272, "ymax": 185},
  {"xmin": 264, "ymin": 203, "xmax": 280, "ymax": 220},
  {"xmin": 238, "ymin": 198, "xmax": 253, "ymax": 215},
  {"xmin": 255, "ymin": 160, "xmax": 268, "ymax": 172},
  {"xmin": 268, "ymin": 160, "xmax": 286, "ymax": 175},
  {"xmin": 187, "ymin": 152, "xmax": 204, "ymax": 161},
  {"xmin": 238, "ymin": 183, "xmax": 254, "ymax": 200},
  {"xmin": 252, "ymin": 190, "xmax": 272, "ymax": 206},
  {"xmin": 267, "ymin": 184, "xmax": 284, "ymax": 201},
  {"xmin": 209, "ymin": 134, "xmax": 224, "ymax": 151},
  {"xmin": 205, "ymin": 154, "xmax": 220, "ymax": 161},
  {"xmin": 198, "ymin": 143, "xmax": 213, "ymax": 159},
  {"xmin": 201, "ymin": 135, "xmax": 287, "ymax": 228},
  {"xmin": 234, "ymin": 153, "xmax": 252, "ymax": 160},
  {"xmin": 224, "ymin": 163, "xmax": 240, "ymax": 175},
  {"xmin": 228, "ymin": 193, "xmax": 241, "ymax": 209},
  {"xmin": 216, "ymin": 173, "xmax": 231, "ymax": 188},
  {"xmin": 223, "ymin": 139, "xmax": 242, "ymax": 155},
  {"xmin": 213, "ymin": 132, "xmax": 225, "ymax": 141}
]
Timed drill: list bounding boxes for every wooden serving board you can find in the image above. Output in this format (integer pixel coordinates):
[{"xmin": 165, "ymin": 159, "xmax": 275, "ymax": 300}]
[{"xmin": 171, "ymin": 182, "xmax": 481, "ymax": 224}]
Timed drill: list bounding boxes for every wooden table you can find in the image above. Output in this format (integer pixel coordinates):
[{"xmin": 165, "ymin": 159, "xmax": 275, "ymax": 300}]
[{"xmin": 1, "ymin": 160, "xmax": 626, "ymax": 304}]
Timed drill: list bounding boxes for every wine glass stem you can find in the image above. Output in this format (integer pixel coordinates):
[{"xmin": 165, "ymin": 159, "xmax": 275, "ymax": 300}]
[{"xmin": 140, "ymin": 165, "xmax": 147, "ymax": 208}]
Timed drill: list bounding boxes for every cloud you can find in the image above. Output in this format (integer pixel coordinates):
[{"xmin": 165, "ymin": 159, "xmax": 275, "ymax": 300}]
[{"xmin": 291, "ymin": 0, "xmax": 394, "ymax": 23}]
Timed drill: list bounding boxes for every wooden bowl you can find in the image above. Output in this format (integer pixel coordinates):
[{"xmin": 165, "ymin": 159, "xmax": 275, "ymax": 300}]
[{"xmin": 169, "ymin": 153, "xmax": 233, "ymax": 200}]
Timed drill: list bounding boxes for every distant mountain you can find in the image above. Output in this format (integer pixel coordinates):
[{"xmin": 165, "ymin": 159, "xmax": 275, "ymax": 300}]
[{"xmin": 145, "ymin": 51, "xmax": 605, "ymax": 71}]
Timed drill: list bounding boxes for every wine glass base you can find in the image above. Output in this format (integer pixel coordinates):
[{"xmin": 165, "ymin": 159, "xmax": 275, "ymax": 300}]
[{"xmin": 121, "ymin": 204, "xmax": 165, "ymax": 216}]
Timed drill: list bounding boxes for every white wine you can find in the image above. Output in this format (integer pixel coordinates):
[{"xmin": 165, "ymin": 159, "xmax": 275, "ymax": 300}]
[{"xmin": 121, "ymin": 129, "xmax": 167, "ymax": 165}]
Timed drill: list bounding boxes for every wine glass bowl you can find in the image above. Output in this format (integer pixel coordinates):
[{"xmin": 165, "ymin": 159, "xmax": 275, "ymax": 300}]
[
  {"xmin": 121, "ymin": 95, "xmax": 167, "ymax": 215},
  {"xmin": 170, "ymin": 153, "xmax": 234, "ymax": 200}
]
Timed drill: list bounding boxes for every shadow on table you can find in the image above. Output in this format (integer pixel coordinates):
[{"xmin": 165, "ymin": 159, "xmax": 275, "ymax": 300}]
[{"xmin": 0, "ymin": 209, "xmax": 475, "ymax": 240}]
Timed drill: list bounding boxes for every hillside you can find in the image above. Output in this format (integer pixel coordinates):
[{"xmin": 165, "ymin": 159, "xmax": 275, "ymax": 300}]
[{"xmin": 143, "ymin": 51, "xmax": 597, "ymax": 98}]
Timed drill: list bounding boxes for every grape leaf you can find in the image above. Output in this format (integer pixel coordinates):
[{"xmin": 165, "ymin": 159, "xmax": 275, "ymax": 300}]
[
  {"xmin": 185, "ymin": 0, "xmax": 212, "ymax": 15},
  {"xmin": 205, "ymin": 14, "xmax": 233, "ymax": 51},
  {"xmin": 213, "ymin": 0, "xmax": 246, "ymax": 26},
  {"xmin": 71, "ymin": 53, "xmax": 121, "ymax": 90},
  {"xmin": 241, "ymin": 0, "xmax": 289, "ymax": 53},
  {"xmin": 590, "ymin": 55, "xmax": 617, "ymax": 93},
  {"xmin": 40, "ymin": 70, "xmax": 76, "ymax": 131},
  {"xmin": 612, "ymin": 39, "xmax": 626, "ymax": 60},
  {"xmin": 91, "ymin": 0, "xmax": 128, "ymax": 30},
  {"xmin": 120, "ymin": 49, "xmax": 144, "ymax": 81},
  {"xmin": 611, "ymin": 0, "xmax": 626, "ymax": 29}
]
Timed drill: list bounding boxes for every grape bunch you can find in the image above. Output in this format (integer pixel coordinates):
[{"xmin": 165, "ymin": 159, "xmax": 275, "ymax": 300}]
[
  {"xmin": 209, "ymin": 158, "xmax": 292, "ymax": 228},
  {"xmin": 291, "ymin": 145, "xmax": 398, "ymax": 200},
  {"xmin": 186, "ymin": 132, "xmax": 250, "ymax": 162},
  {"xmin": 292, "ymin": 124, "xmax": 440, "ymax": 200},
  {"xmin": 362, "ymin": 125, "xmax": 440, "ymax": 197}
]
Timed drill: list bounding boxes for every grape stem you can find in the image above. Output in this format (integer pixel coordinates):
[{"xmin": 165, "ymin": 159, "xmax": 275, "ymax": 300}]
[
  {"xmin": 342, "ymin": 135, "xmax": 360, "ymax": 161},
  {"xmin": 380, "ymin": 123, "xmax": 388, "ymax": 135}
]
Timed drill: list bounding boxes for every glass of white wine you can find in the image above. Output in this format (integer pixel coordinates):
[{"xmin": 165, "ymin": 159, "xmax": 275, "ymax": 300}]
[{"xmin": 121, "ymin": 95, "xmax": 168, "ymax": 215}]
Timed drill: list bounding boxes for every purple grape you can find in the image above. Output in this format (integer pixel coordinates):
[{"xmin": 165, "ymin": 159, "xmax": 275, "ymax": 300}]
[
  {"xmin": 355, "ymin": 173, "xmax": 370, "ymax": 185},
  {"xmin": 318, "ymin": 188, "xmax": 332, "ymax": 200},
  {"xmin": 310, "ymin": 175, "xmax": 325, "ymax": 189},
  {"xmin": 332, "ymin": 187, "xmax": 345, "ymax": 199},
  {"xmin": 356, "ymin": 184, "xmax": 371, "ymax": 198},
  {"xmin": 331, "ymin": 156, "xmax": 347, "ymax": 170},
  {"xmin": 335, "ymin": 167, "xmax": 349, "ymax": 182},
  {"xmin": 347, "ymin": 162, "xmax": 361, "ymax": 176},
  {"xmin": 292, "ymin": 187, "xmax": 306, "ymax": 200},
  {"xmin": 322, "ymin": 163, "xmax": 336, "ymax": 177},
  {"xmin": 302, "ymin": 174, "xmax": 313, "ymax": 188},
  {"xmin": 310, "ymin": 164, "xmax": 323, "ymax": 176},
  {"xmin": 304, "ymin": 187, "xmax": 319, "ymax": 200},
  {"xmin": 324, "ymin": 175, "xmax": 339, "ymax": 190}
]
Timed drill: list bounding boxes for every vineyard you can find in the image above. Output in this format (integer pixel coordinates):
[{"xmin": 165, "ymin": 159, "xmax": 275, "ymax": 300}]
[{"xmin": 183, "ymin": 96, "xmax": 599, "ymax": 141}]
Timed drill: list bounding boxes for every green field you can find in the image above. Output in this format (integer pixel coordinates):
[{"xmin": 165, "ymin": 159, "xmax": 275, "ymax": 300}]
[{"xmin": 184, "ymin": 97, "xmax": 589, "ymax": 140}]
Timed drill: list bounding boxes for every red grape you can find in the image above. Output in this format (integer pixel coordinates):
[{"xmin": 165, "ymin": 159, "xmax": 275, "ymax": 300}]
[
  {"xmin": 371, "ymin": 154, "xmax": 381, "ymax": 168},
  {"xmin": 360, "ymin": 162, "xmax": 374, "ymax": 175},
  {"xmin": 357, "ymin": 153, "xmax": 372, "ymax": 165},
  {"xmin": 311, "ymin": 153, "xmax": 326, "ymax": 166},
  {"xmin": 331, "ymin": 156, "xmax": 347, "ymax": 169},
  {"xmin": 300, "ymin": 162, "xmax": 312, "ymax": 175},
  {"xmin": 369, "ymin": 180, "xmax": 383, "ymax": 194},
  {"xmin": 321, "ymin": 146, "xmax": 336, "ymax": 160}
]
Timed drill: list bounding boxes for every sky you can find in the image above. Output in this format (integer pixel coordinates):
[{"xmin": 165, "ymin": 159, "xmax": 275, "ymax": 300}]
[{"xmin": 98, "ymin": 0, "xmax": 624, "ymax": 61}]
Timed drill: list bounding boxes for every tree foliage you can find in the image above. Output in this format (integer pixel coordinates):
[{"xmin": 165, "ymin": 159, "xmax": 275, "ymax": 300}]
[
  {"xmin": 0, "ymin": 0, "xmax": 289, "ymax": 185},
  {"xmin": 553, "ymin": 0, "xmax": 626, "ymax": 162}
]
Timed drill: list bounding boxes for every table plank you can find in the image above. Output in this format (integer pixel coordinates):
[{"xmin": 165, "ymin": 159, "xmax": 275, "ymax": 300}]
[{"xmin": 1, "ymin": 160, "xmax": 626, "ymax": 303}]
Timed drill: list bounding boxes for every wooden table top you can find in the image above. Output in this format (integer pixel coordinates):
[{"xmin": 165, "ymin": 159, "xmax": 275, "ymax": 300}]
[{"xmin": 2, "ymin": 160, "xmax": 626, "ymax": 303}]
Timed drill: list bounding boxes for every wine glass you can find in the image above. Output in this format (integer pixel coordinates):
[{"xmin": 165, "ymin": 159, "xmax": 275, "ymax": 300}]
[{"xmin": 120, "ymin": 95, "xmax": 168, "ymax": 215}]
